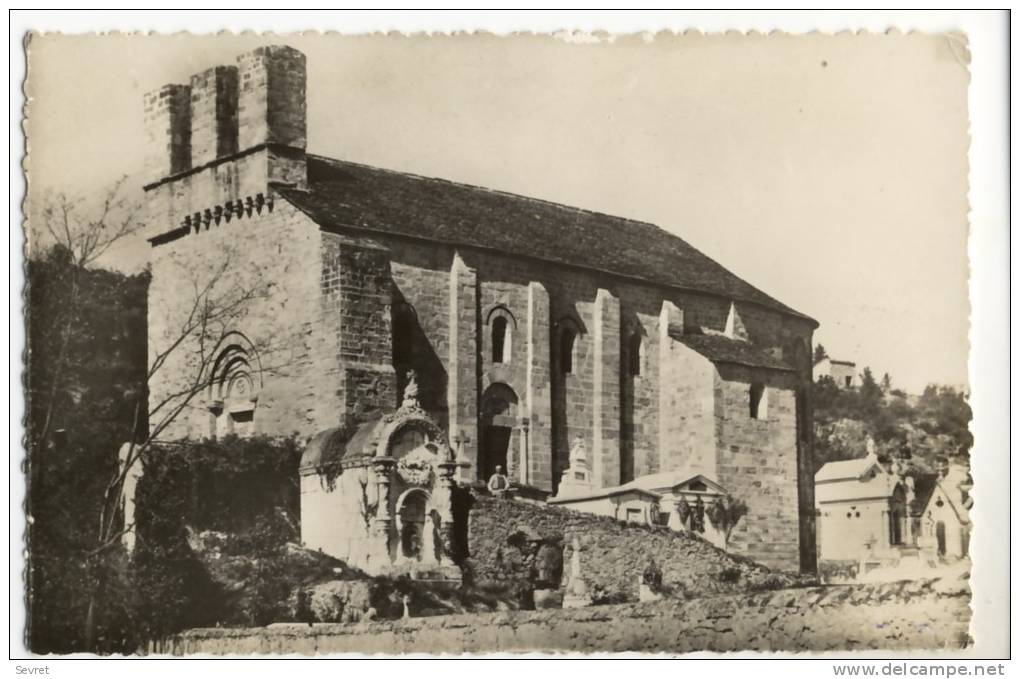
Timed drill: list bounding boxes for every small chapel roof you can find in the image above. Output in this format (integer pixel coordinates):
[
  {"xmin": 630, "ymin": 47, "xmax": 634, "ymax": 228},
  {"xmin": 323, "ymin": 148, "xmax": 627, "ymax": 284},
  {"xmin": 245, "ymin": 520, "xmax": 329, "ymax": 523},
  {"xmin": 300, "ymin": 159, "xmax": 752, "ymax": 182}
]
[
  {"xmin": 814, "ymin": 475, "xmax": 900, "ymax": 505},
  {"xmin": 669, "ymin": 331, "xmax": 797, "ymax": 372},
  {"xmin": 814, "ymin": 456, "xmax": 883, "ymax": 484},
  {"xmin": 280, "ymin": 155, "xmax": 817, "ymax": 325},
  {"xmin": 814, "ymin": 452, "xmax": 906, "ymax": 505},
  {"xmin": 548, "ymin": 485, "xmax": 663, "ymax": 505},
  {"xmin": 299, "ymin": 417, "xmax": 382, "ymax": 472},
  {"xmin": 620, "ymin": 470, "xmax": 727, "ymax": 495}
]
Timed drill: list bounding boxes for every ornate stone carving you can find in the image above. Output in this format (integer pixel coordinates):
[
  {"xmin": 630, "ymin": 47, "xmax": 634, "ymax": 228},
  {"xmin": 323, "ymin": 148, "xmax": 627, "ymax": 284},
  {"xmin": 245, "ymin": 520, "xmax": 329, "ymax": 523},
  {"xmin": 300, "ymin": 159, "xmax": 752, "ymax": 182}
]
[
  {"xmin": 397, "ymin": 444, "xmax": 435, "ymax": 486},
  {"xmin": 372, "ymin": 456, "xmax": 396, "ymax": 539}
]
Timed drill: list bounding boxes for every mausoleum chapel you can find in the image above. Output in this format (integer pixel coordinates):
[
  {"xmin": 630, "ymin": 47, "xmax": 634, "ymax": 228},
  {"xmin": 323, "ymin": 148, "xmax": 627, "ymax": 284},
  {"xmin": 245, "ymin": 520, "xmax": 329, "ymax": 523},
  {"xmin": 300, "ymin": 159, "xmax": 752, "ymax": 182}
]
[{"xmin": 142, "ymin": 46, "xmax": 819, "ymax": 574}]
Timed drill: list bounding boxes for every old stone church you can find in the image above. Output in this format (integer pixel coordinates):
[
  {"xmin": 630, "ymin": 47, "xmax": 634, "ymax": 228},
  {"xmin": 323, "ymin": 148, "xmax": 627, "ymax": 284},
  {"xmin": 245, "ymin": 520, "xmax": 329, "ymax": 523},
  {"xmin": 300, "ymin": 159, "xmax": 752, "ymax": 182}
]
[{"xmin": 142, "ymin": 45, "xmax": 818, "ymax": 574}]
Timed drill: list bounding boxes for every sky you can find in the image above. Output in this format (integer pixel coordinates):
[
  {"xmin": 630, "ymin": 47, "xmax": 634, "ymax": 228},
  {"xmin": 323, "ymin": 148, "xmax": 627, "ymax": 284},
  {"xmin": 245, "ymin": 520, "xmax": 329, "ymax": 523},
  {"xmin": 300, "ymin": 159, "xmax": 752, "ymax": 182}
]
[{"xmin": 23, "ymin": 31, "xmax": 972, "ymax": 394}]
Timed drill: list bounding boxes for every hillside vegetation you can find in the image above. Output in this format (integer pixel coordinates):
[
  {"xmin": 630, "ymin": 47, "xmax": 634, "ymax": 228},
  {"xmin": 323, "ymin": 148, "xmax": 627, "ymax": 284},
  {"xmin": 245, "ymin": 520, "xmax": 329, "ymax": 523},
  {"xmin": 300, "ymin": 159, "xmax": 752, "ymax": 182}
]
[{"xmin": 813, "ymin": 353, "xmax": 972, "ymax": 475}]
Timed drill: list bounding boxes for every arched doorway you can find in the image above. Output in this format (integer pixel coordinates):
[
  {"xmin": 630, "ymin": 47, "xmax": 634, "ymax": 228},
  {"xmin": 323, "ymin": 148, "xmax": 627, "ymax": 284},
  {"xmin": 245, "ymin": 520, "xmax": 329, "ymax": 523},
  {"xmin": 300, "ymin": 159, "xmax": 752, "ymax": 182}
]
[
  {"xmin": 396, "ymin": 488, "xmax": 436, "ymax": 562},
  {"xmin": 890, "ymin": 508, "xmax": 903, "ymax": 545},
  {"xmin": 889, "ymin": 485, "xmax": 906, "ymax": 546},
  {"xmin": 479, "ymin": 383, "xmax": 519, "ymax": 482},
  {"xmin": 935, "ymin": 521, "xmax": 947, "ymax": 556}
]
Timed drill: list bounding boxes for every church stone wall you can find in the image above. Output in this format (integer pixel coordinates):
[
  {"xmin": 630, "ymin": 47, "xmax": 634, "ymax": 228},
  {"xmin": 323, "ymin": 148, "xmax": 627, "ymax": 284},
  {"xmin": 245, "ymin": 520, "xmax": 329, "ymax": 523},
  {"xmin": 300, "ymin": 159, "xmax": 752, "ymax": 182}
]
[
  {"xmin": 358, "ymin": 234, "xmax": 812, "ymax": 495},
  {"xmin": 389, "ymin": 244, "xmax": 454, "ymax": 426},
  {"xmin": 713, "ymin": 364, "xmax": 802, "ymax": 570},
  {"xmin": 321, "ymin": 233, "xmax": 398, "ymax": 425},
  {"xmin": 658, "ymin": 342, "xmax": 718, "ymax": 476},
  {"xmin": 147, "ymin": 200, "xmax": 330, "ymax": 441},
  {"xmin": 616, "ymin": 284, "xmax": 662, "ymax": 481},
  {"xmin": 148, "ymin": 206, "xmax": 815, "ymax": 569},
  {"xmin": 300, "ymin": 466, "xmax": 376, "ymax": 568},
  {"xmin": 142, "ymin": 43, "xmax": 817, "ymax": 570}
]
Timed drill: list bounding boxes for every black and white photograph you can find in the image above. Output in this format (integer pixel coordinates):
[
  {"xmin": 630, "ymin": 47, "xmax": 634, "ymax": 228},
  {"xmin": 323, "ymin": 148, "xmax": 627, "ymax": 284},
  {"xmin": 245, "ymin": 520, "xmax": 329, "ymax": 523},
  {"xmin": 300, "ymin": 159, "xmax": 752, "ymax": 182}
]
[{"xmin": 10, "ymin": 11, "xmax": 1010, "ymax": 663}]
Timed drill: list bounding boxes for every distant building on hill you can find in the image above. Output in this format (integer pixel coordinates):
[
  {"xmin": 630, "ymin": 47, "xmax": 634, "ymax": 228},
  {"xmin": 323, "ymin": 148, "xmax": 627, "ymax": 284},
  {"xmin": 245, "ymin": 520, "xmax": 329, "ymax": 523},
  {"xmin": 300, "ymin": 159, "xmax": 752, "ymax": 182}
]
[{"xmin": 814, "ymin": 357, "xmax": 857, "ymax": 388}]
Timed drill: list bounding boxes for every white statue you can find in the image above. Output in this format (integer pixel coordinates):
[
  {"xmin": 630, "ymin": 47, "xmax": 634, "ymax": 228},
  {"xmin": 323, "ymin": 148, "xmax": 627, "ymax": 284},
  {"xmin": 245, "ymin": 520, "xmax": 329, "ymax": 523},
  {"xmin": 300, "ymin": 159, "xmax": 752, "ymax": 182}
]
[
  {"xmin": 401, "ymin": 370, "xmax": 420, "ymax": 408},
  {"xmin": 554, "ymin": 436, "xmax": 594, "ymax": 500}
]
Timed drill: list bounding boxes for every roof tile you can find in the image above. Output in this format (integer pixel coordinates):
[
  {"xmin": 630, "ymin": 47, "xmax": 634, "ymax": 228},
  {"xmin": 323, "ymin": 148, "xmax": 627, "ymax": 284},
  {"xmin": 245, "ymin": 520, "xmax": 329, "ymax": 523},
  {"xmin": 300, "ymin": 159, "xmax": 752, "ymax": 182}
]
[{"xmin": 280, "ymin": 155, "xmax": 816, "ymax": 323}]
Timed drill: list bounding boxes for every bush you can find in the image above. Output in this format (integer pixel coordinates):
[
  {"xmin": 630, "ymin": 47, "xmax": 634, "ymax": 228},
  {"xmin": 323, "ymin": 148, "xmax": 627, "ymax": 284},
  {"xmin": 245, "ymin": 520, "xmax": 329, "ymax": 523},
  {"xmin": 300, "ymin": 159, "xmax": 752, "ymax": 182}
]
[
  {"xmin": 717, "ymin": 567, "xmax": 741, "ymax": 584},
  {"xmin": 818, "ymin": 560, "xmax": 858, "ymax": 583},
  {"xmin": 747, "ymin": 573, "xmax": 791, "ymax": 592},
  {"xmin": 139, "ymin": 435, "xmax": 301, "ymax": 534},
  {"xmin": 130, "ymin": 435, "xmax": 303, "ymax": 636}
]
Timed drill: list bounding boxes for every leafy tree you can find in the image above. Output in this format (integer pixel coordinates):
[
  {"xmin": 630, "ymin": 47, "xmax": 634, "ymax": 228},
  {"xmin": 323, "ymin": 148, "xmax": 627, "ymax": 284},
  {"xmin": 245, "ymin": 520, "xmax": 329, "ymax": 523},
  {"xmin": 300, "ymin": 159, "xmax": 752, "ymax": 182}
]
[
  {"xmin": 705, "ymin": 495, "xmax": 749, "ymax": 547},
  {"xmin": 25, "ymin": 247, "xmax": 148, "ymax": 653},
  {"xmin": 857, "ymin": 368, "xmax": 884, "ymax": 419},
  {"xmin": 813, "ymin": 343, "xmax": 828, "ymax": 363},
  {"xmin": 813, "ymin": 366, "xmax": 973, "ymax": 475},
  {"xmin": 916, "ymin": 385, "xmax": 973, "ymax": 459},
  {"xmin": 26, "ymin": 180, "xmax": 281, "ymax": 651},
  {"xmin": 31, "ymin": 177, "xmax": 138, "ymax": 448}
]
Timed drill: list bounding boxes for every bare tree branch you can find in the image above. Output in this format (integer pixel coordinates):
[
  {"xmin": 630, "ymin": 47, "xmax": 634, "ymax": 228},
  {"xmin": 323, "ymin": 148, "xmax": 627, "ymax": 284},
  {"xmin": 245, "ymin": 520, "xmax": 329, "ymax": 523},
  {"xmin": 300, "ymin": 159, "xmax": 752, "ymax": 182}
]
[{"xmin": 38, "ymin": 176, "xmax": 136, "ymax": 269}]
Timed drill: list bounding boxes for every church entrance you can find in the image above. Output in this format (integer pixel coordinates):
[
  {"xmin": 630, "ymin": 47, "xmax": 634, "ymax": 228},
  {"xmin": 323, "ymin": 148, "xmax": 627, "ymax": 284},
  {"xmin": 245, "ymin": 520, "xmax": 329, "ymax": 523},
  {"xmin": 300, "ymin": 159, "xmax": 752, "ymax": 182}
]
[
  {"xmin": 935, "ymin": 521, "xmax": 947, "ymax": 556},
  {"xmin": 479, "ymin": 383, "xmax": 519, "ymax": 482},
  {"xmin": 481, "ymin": 425, "xmax": 511, "ymax": 480}
]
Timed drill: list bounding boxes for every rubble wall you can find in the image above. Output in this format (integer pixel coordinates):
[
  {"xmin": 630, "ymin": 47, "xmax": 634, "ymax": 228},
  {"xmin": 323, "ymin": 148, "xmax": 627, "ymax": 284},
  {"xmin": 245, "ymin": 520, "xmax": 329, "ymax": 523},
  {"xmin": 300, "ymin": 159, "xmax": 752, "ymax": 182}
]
[{"xmin": 154, "ymin": 577, "xmax": 970, "ymax": 655}]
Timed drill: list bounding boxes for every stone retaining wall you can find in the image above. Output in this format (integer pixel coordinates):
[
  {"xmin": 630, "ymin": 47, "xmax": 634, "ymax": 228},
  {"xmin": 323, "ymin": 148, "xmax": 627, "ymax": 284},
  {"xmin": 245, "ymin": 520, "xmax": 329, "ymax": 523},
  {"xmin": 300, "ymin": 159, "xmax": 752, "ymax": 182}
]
[
  {"xmin": 464, "ymin": 493, "xmax": 801, "ymax": 603},
  {"xmin": 152, "ymin": 576, "xmax": 970, "ymax": 655}
]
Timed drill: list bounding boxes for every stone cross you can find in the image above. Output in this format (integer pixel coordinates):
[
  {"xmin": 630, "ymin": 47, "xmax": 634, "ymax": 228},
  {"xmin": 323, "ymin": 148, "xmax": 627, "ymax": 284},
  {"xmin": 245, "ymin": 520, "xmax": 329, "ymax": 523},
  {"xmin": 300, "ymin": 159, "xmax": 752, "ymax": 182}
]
[
  {"xmin": 562, "ymin": 535, "xmax": 593, "ymax": 608},
  {"xmin": 568, "ymin": 536, "xmax": 586, "ymax": 594},
  {"xmin": 452, "ymin": 430, "xmax": 470, "ymax": 459},
  {"xmin": 864, "ymin": 534, "xmax": 877, "ymax": 555}
]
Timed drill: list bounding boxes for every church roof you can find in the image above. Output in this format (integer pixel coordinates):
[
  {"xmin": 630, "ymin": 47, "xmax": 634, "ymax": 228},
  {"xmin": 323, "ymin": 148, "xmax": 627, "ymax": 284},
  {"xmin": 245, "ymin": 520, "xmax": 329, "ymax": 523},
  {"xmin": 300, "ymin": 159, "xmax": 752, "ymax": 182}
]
[
  {"xmin": 670, "ymin": 331, "xmax": 796, "ymax": 372},
  {"xmin": 280, "ymin": 155, "xmax": 816, "ymax": 325}
]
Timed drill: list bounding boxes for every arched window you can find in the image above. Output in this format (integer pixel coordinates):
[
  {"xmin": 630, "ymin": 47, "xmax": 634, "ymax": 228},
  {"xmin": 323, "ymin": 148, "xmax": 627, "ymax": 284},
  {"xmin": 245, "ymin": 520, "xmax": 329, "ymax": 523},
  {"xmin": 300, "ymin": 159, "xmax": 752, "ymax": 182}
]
[
  {"xmin": 392, "ymin": 302, "xmax": 417, "ymax": 370},
  {"xmin": 492, "ymin": 316, "xmax": 511, "ymax": 364},
  {"xmin": 627, "ymin": 332, "xmax": 643, "ymax": 376},
  {"xmin": 560, "ymin": 326, "xmax": 577, "ymax": 375},
  {"xmin": 749, "ymin": 383, "xmax": 767, "ymax": 420}
]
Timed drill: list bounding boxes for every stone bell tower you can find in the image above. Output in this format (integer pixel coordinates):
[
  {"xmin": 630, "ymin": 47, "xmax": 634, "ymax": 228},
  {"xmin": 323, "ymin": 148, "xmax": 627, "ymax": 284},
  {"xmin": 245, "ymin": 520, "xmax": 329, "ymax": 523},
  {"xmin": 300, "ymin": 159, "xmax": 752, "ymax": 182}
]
[
  {"xmin": 142, "ymin": 45, "xmax": 322, "ymax": 443},
  {"xmin": 143, "ymin": 44, "xmax": 307, "ymax": 242}
]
